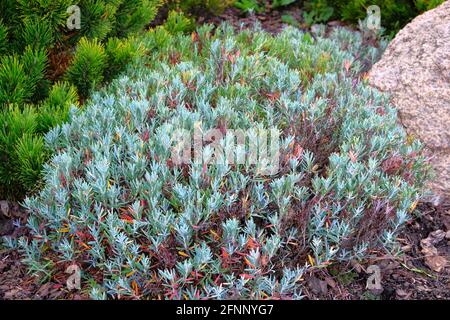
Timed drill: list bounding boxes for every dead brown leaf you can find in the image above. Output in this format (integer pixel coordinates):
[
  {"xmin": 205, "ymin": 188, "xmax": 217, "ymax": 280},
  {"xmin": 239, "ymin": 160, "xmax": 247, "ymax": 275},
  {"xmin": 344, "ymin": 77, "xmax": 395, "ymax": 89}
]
[{"xmin": 420, "ymin": 230, "xmax": 448, "ymax": 272}]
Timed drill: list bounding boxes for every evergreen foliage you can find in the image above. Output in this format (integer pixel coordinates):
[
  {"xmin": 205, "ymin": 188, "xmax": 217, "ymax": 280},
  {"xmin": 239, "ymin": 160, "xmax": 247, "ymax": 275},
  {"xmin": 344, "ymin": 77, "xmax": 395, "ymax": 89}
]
[
  {"xmin": 0, "ymin": 0, "xmax": 161, "ymax": 199},
  {"xmin": 36, "ymin": 82, "xmax": 78, "ymax": 133},
  {"xmin": 113, "ymin": 0, "xmax": 161, "ymax": 37},
  {"xmin": 0, "ymin": 55, "xmax": 28, "ymax": 105},
  {"xmin": 164, "ymin": 10, "xmax": 195, "ymax": 34},
  {"xmin": 66, "ymin": 38, "xmax": 107, "ymax": 98},
  {"xmin": 104, "ymin": 37, "xmax": 145, "ymax": 83},
  {"xmin": 0, "ymin": 21, "xmax": 9, "ymax": 56}
]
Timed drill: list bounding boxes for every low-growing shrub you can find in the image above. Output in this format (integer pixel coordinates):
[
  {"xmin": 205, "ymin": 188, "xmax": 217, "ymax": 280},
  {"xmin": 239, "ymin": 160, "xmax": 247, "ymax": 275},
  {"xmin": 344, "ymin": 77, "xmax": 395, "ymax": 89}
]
[
  {"xmin": 18, "ymin": 25, "xmax": 430, "ymax": 299},
  {"xmin": 65, "ymin": 38, "xmax": 107, "ymax": 99}
]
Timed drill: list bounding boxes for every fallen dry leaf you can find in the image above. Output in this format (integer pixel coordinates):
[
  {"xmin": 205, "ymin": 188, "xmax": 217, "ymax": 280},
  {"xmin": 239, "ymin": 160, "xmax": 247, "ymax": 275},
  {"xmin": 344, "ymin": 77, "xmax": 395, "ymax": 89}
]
[
  {"xmin": 396, "ymin": 288, "xmax": 412, "ymax": 299},
  {"xmin": 324, "ymin": 276, "xmax": 337, "ymax": 289},
  {"xmin": 420, "ymin": 230, "xmax": 448, "ymax": 272},
  {"xmin": 307, "ymin": 276, "xmax": 328, "ymax": 296},
  {"xmin": 424, "ymin": 255, "xmax": 447, "ymax": 273}
]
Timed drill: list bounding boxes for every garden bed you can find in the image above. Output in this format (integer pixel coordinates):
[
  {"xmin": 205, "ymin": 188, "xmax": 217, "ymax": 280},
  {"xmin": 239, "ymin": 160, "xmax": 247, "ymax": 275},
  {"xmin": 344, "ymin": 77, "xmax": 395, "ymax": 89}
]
[{"xmin": 1, "ymin": 201, "xmax": 449, "ymax": 300}]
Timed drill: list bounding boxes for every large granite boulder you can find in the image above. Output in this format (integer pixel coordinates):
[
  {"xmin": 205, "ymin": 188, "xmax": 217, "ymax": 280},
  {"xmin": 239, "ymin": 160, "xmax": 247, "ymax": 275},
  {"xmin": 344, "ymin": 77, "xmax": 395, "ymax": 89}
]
[{"xmin": 369, "ymin": 1, "xmax": 450, "ymax": 200}]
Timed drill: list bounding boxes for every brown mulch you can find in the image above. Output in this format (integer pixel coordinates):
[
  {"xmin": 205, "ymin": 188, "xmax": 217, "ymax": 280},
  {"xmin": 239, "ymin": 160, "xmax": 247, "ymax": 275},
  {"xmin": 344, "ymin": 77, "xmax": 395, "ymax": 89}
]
[
  {"xmin": 201, "ymin": 6, "xmax": 304, "ymax": 35},
  {"xmin": 1, "ymin": 200, "xmax": 449, "ymax": 300},
  {"xmin": 200, "ymin": 5, "xmax": 354, "ymax": 35}
]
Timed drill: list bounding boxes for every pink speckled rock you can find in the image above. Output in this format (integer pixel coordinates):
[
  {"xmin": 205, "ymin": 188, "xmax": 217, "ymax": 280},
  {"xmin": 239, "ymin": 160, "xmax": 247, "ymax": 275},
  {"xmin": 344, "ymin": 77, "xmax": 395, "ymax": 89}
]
[{"xmin": 369, "ymin": 1, "xmax": 450, "ymax": 200}]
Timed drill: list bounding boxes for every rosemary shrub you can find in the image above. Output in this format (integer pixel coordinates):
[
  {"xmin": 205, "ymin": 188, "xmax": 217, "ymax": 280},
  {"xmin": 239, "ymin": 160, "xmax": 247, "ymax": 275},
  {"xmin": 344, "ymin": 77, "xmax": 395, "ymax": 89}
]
[{"xmin": 15, "ymin": 24, "xmax": 430, "ymax": 299}]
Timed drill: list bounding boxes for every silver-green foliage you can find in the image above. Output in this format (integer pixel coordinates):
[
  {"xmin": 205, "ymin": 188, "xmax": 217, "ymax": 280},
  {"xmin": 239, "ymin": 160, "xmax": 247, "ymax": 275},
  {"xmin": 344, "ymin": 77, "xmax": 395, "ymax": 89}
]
[{"xmin": 17, "ymin": 24, "xmax": 429, "ymax": 299}]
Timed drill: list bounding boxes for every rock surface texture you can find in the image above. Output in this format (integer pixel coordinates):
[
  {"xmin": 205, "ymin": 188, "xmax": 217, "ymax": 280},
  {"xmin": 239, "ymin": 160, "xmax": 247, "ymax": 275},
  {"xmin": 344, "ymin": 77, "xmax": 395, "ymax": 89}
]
[{"xmin": 369, "ymin": 1, "xmax": 450, "ymax": 200}]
